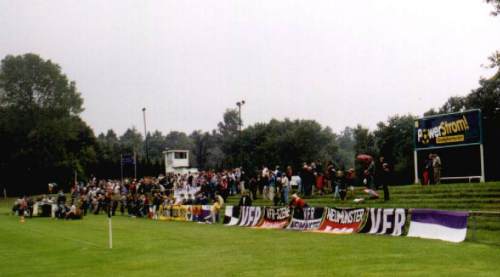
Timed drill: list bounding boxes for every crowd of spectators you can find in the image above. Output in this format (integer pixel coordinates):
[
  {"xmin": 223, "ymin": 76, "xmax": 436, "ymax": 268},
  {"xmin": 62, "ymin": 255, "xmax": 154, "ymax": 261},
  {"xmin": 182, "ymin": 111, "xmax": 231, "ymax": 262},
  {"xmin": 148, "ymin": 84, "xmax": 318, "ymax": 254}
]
[{"xmin": 13, "ymin": 157, "xmax": 395, "ymax": 222}]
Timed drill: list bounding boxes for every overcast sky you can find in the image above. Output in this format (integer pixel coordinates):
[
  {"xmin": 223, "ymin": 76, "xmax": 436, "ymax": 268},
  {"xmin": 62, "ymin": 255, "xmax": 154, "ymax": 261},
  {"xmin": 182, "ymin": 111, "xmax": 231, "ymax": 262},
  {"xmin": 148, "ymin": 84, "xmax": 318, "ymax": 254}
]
[{"xmin": 1, "ymin": 0, "xmax": 499, "ymax": 136}]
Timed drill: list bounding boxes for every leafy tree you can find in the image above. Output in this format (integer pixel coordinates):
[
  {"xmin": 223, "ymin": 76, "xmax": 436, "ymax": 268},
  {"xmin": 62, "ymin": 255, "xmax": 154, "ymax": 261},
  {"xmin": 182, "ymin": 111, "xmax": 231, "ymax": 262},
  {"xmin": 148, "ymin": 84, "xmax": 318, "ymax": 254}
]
[
  {"xmin": 374, "ymin": 115, "xmax": 418, "ymax": 184},
  {"xmin": 465, "ymin": 71, "xmax": 500, "ymax": 118},
  {"xmin": 146, "ymin": 130, "xmax": 166, "ymax": 163},
  {"xmin": 352, "ymin": 125, "xmax": 377, "ymax": 156},
  {"xmin": 0, "ymin": 53, "xmax": 96, "ymax": 193},
  {"xmin": 119, "ymin": 127, "xmax": 143, "ymax": 155},
  {"xmin": 217, "ymin": 108, "xmax": 240, "ymax": 137},
  {"xmin": 96, "ymin": 129, "xmax": 121, "ymax": 162},
  {"xmin": 228, "ymin": 118, "xmax": 339, "ymax": 173},
  {"xmin": 217, "ymin": 109, "xmax": 242, "ymax": 166},
  {"xmin": 190, "ymin": 130, "xmax": 213, "ymax": 169},
  {"xmin": 164, "ymin": 131, "xmax": 192, "ymax": 150},
  {"xmin": 336, "ymin": 127, "xmax": 356, "ymax": 168}
]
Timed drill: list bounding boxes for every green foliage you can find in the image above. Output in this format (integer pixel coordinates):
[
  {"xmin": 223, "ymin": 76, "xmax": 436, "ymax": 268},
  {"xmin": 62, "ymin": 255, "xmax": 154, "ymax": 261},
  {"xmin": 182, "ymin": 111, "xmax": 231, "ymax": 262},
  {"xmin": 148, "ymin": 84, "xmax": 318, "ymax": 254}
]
[
  {"xmin": 0, "ymin": 54, "xmax": 96, "ymax": 194},
  {"xmin": 232, "ymin": 119, "xmax": 339, "ymax": 172},
  {"xmin": 353, "ymin": 125, "xmax": 377, "ymax": 156},
  {"xmin": 0, "ymin": 53, "xmax": 83, "ymax": 115},
  {"xmin": 145, "ymin": 131, "xmax": 166, "ymax": 163},
  {"xmin": 119, "ymin": 127, "xmax": 143, "ymax": 155},
  {"xmin": 189, "ymin": 130, "xmax": 216, "ymax": 169},
  {"xmin": 335, "ymin": 127, "xmax": 356, "ymax": 168},
  {"xmin": 374, "ymin": 115, "xmax": 418, "ymax": 184},
  {"xmin": 217, "ymin": 108, "xmax": 240, "ymax": 137},
  {"xmin": 465, "ymin": 72, "xmax": 500, "ymax": 119}
]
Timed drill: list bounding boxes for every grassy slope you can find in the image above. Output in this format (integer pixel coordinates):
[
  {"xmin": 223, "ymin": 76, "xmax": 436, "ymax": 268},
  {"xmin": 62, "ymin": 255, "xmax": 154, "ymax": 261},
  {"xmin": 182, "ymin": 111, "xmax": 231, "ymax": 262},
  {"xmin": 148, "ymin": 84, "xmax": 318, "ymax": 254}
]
[{"xmin": 0, "ymin": 182, "xmax": 499, "ymax": 276}]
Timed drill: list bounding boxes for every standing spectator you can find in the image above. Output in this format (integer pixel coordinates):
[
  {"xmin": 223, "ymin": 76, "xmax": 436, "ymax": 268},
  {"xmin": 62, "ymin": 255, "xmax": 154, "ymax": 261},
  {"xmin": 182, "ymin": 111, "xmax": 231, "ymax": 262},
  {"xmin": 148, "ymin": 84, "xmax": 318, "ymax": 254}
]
[
  {"xmin": 286, "ymin": 165, "xmax": 293, "ymax": 181},
  {"xmin": 334, "ymin": 171, "xmax": 348, "ymax": 201},
  {"xmin": 423, "ymin": 153, "xmax": 434, "ymax": 185},
  {"xmin": 315, "ymin": 172, "xmax": 325, "ymax": 195},
  {"xmin": 248, "ymin": 176, "xmax": 258, "ymax": 200},
  {"xmin": 205, "ymin": 198, "xmax": 221, "ymax": 224},
  {"xmin": 268, "ymin": 172, "xmax": 276, "ymax": 201},
  {"xmin": 326, "ymin": 162, "xmax": 335, "ymax": 194},
  {"xmin": 300, "ymin": 164, "xmax": 314, "ymax": 197},
  {"xmin": 27, "ymin": 197, "xmax": 34, "ymax": 218},
  {"xmin": 280, "ymin": 174, "xmax": 290, "ymax": 205},
  {"xmin": 238, "ymin": 191, "xmax": 252, "ymax": 207},
  {"xmin": 327, "ymin": 162, "xmax": 337, "ymax": 195},
  {"xmin": 18, "ymin": 196, "xmax": 27, "ymax": 223},
  {"xmin": 56, "ymin": 190, "xmax": 67, "ymax": 218},
  {"xmin": 381, "ymin": 163, "xmax": 391, "ymax": 201},
  {"xmin": 375, "ymin": 156, "xmax": 385, "ymax": 190},
  {"xmin": 433, "ymin": 153, "xmax": 442, "ymax": 184},
  {"xmin": 364, "ymin": 160, "xmax": 376, "ymax": 190},
  {"xmin": 261, "ymin": 166, "xmax": 270, "ymax": 200}
]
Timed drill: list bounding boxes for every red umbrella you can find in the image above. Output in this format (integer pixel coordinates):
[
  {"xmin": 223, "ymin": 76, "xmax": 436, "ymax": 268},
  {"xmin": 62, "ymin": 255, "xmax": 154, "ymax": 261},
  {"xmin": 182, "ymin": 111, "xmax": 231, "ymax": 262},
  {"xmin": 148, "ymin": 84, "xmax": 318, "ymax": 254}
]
[{"xmin": 356, "ymin": 154, "xmax": 373, "ymax": 164}]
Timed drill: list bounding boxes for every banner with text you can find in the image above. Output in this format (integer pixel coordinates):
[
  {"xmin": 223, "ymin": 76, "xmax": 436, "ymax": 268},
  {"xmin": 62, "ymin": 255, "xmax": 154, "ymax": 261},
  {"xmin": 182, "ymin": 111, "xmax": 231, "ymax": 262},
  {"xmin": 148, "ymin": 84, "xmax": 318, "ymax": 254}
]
[
  {"xmin": 415, "ymin": 110, "xmax": 481, "ymax": 149},
  {"xmin": 317, "ymin": 208, "xmax": 366, "ymax": 234},
  {"xmin": 158, "ymin": 205, "xmax": 189, "ymax": 221},
  {"xmin": 359, "ymin": 208, "xmax": 407, "ymax": 236},
  {"xmin": 256, "ymin": 207, "xmax": 291, "ymax": 229},
  {"xmin": 238, "ymin": 206, "xmax": 263, "ymax": 227},
  {"xmin": 287, "ymin": 207, "xmax": 325, "ymax": 231}
]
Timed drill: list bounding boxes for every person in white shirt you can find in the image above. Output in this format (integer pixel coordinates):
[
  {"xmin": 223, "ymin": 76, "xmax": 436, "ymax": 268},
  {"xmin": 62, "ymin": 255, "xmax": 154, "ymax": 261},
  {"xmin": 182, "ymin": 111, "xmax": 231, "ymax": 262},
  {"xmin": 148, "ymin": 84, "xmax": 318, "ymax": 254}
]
[{"xmin": 280, "ymin": 175, "xmax": 290, "ymax": 205}]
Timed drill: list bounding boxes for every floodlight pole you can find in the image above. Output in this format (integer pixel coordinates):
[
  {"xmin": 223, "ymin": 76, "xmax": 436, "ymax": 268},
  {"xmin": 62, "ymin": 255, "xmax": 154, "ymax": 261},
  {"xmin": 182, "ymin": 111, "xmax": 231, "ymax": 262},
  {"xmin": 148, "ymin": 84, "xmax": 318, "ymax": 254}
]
[
  {"xmin": 142, "ymin": 107, "xmax": 149, "ymax": 163},
  {"xmin": 236, "ymin": 100, "xmax": 245, "ymax": 167}
]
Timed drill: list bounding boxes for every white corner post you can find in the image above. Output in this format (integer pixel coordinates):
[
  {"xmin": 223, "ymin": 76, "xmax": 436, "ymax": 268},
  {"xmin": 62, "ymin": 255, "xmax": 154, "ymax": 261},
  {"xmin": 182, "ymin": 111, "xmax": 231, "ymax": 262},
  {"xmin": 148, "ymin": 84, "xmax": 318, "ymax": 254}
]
[
  {"xmin": 480, "ymin": 144, "xmax": 485, "ymax": 183},
  {"xmin": 108, "ymin": 217, "xmax": 113, "ymax": 249},
  {"xmin": 414, "ymin": 150, "xmax": 419, "ymax": 184}
]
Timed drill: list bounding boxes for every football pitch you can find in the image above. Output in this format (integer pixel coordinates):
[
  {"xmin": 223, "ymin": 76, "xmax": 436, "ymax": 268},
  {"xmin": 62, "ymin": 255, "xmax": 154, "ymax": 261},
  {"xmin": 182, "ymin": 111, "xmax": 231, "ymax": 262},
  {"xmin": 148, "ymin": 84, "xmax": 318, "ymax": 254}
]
[{"xmin": 1, "ymin": 206, "xmax": 499, "ymax": 276}]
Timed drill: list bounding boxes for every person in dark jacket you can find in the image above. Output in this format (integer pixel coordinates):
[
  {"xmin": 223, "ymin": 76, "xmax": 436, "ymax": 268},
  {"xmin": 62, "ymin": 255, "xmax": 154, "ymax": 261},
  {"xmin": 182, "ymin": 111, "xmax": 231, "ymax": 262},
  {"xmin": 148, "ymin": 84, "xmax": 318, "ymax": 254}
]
[
  {"xmin": 380, "ymin": 163, "xmax": 391, "ymax": 201},
  {"xmin": 334, "ymin": 170, "xmax": 348, "ymax": 201},
  {"xmin": 301, "ymin": 165, "xmax": 315, "ymax": 197},
  {"xmin": 238, "ymin": 191, "xmax": 252, "ymax": 207}
]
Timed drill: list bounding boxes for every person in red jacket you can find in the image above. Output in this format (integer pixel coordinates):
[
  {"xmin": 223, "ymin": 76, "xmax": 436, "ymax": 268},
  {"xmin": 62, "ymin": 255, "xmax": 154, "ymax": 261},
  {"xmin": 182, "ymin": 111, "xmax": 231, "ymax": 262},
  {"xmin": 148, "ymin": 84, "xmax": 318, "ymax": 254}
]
[{"xmin": 289, "ymin": 193, "xmax": 308, "ymax": 209}]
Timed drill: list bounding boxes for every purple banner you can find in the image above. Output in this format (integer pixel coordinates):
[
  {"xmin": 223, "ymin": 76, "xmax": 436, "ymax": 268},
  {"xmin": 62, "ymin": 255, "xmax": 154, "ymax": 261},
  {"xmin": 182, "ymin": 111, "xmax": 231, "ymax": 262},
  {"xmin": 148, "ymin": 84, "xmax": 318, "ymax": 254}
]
[{"xmin": 411, "ymin": 209, "xmax": 468, "ymax": 229}]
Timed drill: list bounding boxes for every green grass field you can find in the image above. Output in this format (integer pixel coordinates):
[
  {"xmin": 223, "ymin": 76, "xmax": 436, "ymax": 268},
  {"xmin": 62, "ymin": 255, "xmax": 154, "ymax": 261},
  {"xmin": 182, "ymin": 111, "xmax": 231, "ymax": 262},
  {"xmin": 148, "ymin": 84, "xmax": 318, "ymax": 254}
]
[{"xmin": 1, "ymin": 182, "xmax": 499, "ymax": 276}]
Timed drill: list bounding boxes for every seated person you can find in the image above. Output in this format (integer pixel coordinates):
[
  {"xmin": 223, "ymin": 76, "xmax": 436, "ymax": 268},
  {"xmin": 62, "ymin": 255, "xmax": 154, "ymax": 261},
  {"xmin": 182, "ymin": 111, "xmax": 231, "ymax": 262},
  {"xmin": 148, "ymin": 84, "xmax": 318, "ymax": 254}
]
[
  {"xmin": 56, "ymin": 204, "xmax": 69, "ymax": 219},
  {"xmin": 65, "ymin": 204, "xmax": 83, "ymax": 220}
]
